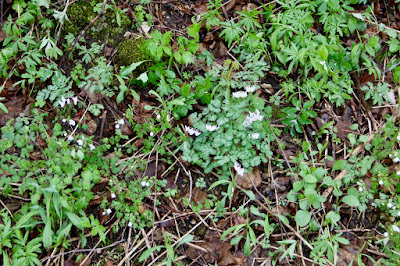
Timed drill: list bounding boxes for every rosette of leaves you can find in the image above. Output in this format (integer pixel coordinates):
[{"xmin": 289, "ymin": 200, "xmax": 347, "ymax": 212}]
[{"xmin": 182, "ymin": 94, "xmax": 275, "ymax": 174}]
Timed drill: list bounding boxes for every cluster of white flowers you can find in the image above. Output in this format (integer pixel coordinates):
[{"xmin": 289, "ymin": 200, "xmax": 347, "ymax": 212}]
[
  {"xmin": 234, "ymin": 161, "xmax": 245, "ymax": 176},
  {"xmin": 141, "ymin": 181, "xmax": 150, "ymax": 187},
  {"xmin": 102, "ymin": 208, "xmax": 112, "ymax": 216},
  {"xmin": 248, "ymin": 133, "xmax": 260, "ymax": 140},
  {"xmin": 115, "ymin": 119, "xmax": 125, "ymax": 129},
  {"xmin": 232, "ymin": 91, "xmax": 248, "ymax": 98},
  {"xmin": 205, "ymin": 124, "xmax": 220, "ymax": 132},
  {"xmin": 243, "ymin": 109, "xmax": 264, "ymax": 127},
  {"xmin": 392, "ymin": 224, "xmax": 400, "ymax": 233},
  {"xmin": 184, "ymin": 125, "xmax": 201, "ymax": 136},
  {"xmin": 58, "ymin": 96, "xmax": 78, "ymax": 108},
  {"xmin": 245, "ymin": 85, "xmax": 257, "ymax": 92},
  {"xmin": 390, "ymin": 151, "xmax": 400, "ymax": 163}
]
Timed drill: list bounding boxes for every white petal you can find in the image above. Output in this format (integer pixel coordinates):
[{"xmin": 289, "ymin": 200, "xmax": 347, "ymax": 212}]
[{"xmin": 72, "ymin": 96, "xmax": 78, "ymax": 105}]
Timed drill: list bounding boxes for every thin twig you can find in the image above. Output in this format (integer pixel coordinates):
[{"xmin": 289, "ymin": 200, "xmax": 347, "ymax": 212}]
[{"xmin": 63, "ymin": 0, "xmax": 107, "ymax": 60}]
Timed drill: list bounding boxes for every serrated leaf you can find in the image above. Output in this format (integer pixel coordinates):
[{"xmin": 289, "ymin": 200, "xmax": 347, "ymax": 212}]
[
  {"xmin": 120, "ymin": 61, "xmax": 145, "ymax": 77},
  {"xmin": 65, "ymin": 212, "xmax": 84, "ymax": 230}
]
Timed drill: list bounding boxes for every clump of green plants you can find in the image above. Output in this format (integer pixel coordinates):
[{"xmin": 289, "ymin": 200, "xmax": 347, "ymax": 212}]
[{"xmin": 182, "ymin": 89, "xmax": 275, "ymax": 175}]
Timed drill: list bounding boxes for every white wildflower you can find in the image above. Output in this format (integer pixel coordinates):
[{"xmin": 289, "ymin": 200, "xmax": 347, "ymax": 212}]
[
  {"xmin": 72, "ymin": 96, "xmax": 78, "ymax": 105},
  {"xmin": 358, "ymin": 187, "xmax": 363, "ymax": 192},
  {"xmin": 398, "ymin": 211, "xmax": 400, "ymax": 216},
  {"xmin": 128, "ymin": 222, "xmax": 133, "ymax": 227},
  {"xmin": 102, "ymin": 211, "xmax": 106, "ymax": 216},
  {"xmin": 249, "ymin": 133, "xmax": 260, "ymax": 140},
  {"xmin": 388, "ymin": 202, "xmax": 394, "ymax": 209},
  {"xmin": 379, "ymin": 180, "xmax": 384, "ymax": 185},
  {"xmin": 384, "ymin": 232, "xmax": 389, "ymax": 238},
  {"xmin": 184, "ymin": 125, "xmax": 201, "ymax": 136},
  {"xmin": 245, "ymin": 85, "xmax": 256, "ymax": 92},
  {"xmin": 115, "ymin": 124, "xmax": 120, "ymax": 129},
  {"xmin": 68, "ymin": 119, "xmax": 76, "ymax": 127},
  {"xmin": 141, "ymin": 181, "xmax": 150, "ymax": 187},
  {"xmin": 243, "ymin": 109, "xmax": 264, "ymax": 127},
  {"xmin": 58, "ymin": 96, "xmax": 67, "ymax": 107},
  {"xmin": 106, "ymin": 208, "xmax": 112, "ymax": 215},
  {"xmin": 234, "ymin": 162, "xmax": 245, "ymax": 177},
  {"xmin": 397, "ymin": 134, "xmax": 400, "ymax": 141},
  {"xmin": 232, "ymin": 91, "xmax": 248, "ymax": 98},
  {"xmin": 393, "ymin": 225, "xmax": 400, "ymax": 233},
  {"xmin": 397, "ymin": 171, "xmax": 400, "ymax": 176},
  {"xmin": 77, "ymin": 139, "xmax": 83, "ymax": 146},
  {"xmin": 89, "ymin": 144, "xmax": 95, "ymax": 150},
  {"xmin": 205, "ymin": 124, "xmax": 220, "ymax": 132},
  {"xmin": 67, "ymin": 136, "xmax": 74, "ymax": 141},
  {"xmin": 111, "ymin": 193, "xmax": 116, "ymax": 199},
  {"xmin": 156, "ymin": 114, "xmax": 161, "ymax": 119},
  {"xmin": 117, "ymin": 119, "xmax": 125, "ymax": 125},
  {"xmin": 395, "ymin": 157, "xmax": 400, "ymax": 163},
  {"xmin": 62, "ymin": 118, "xmax": 67, "ymax": 123},
  {"xmin": 390, "ymin": 153, "xmax": 393, "ymax": 158}
]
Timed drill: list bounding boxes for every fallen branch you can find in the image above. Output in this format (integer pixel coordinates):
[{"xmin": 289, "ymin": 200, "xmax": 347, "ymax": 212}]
[{"xmin": 63, "ymin": 0, "xmax": 107, "ymax": 60}]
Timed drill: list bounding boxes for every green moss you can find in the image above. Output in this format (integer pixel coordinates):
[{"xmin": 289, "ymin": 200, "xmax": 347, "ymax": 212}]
[
  {"xmin": 64, "ymin": 1, "xmax": 131, "ymax": 46},
  {"xmin": 117, "ymin": 38, "xmax": 153, "ymax": 74}
]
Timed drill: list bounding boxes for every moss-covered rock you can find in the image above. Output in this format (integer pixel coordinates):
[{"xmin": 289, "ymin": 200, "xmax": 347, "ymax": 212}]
[
  {"xmin": 64, "ymin": 1, "xmax": 131, "ymax": 47},
  {"xmin": 117, "ymin": 38, "xmax": 153, "ymax": 74}
]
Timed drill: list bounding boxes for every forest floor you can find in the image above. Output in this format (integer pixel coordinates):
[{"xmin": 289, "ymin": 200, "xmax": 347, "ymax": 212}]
[{"xmin": 1, "ymin": 0, "xmax": 400, "ymax": 265}]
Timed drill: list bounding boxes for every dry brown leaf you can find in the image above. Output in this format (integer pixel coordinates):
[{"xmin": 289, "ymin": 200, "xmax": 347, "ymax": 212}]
[
  {"xmin": 86, "ymin": 119, "xmax": 98, "ymax": 135},
  {"xmin": 0, "ymin": 96, "xmax": 25, "ymax": 126},
  {"xmin": 236, "ymin": 167, "xmax": 262, "ymax": 189}
]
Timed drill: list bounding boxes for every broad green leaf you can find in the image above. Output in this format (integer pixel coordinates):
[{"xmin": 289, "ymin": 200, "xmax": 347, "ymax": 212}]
[
  {"xmin": 43, "ymin": 219, "xmax": 52, "ymax": 248},
  {"xmin": 303, "ymin": 174, "xmax": 317, "ymax": 184},
  {"xmin": 177, "ymin": 234, "xmax": 193, "ymax": 247},
  {"xmin": 342, "ymin": 195, "xmax": 360, "ymax": 207},
  {"xmin": 65, "ymin": 212, "xmax": 84, "ymax": 229},
  {"xmin": 295, "ymin": 210, "xmax": 311, "ymax": 227},
  {"xmin": 333, "ymin": 160, "xmax": 347, "ymax": 171}
]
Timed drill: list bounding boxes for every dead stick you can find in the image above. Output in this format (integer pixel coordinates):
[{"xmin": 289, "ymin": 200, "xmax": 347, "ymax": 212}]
[{"xmin": 64, "ymin": 0, "xmax": 107, "ymax": 59}]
